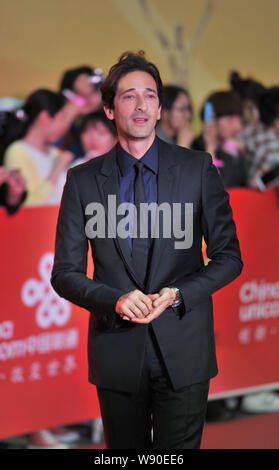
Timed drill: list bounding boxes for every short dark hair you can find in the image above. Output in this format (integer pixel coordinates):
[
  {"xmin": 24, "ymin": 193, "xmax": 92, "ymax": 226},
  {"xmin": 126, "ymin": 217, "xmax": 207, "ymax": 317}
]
[
  {"xmin": 258, "ymin": 86, "xmax": 279, "ymax": 127},
  {"xmin": 59, "ymin": 66, "xmax": 93, "ymax": 92},
  {"xmin": 101, "ymin": 51, "xmax": 163, "ymax": 109},
  {"xmin": 80, "ymin": 110, "xmax": 117, "ymax": 137},
  {"xmin": 161, "ymin": 85, "xmax": 191, "ymax": 111},
  {"xmin": 59, "ymin": 66, "xmax": 104, "ymax": 92},
  {"xmin": 200, "ymin": 90, "xmax": 243, "ymax": 121},
  {"xmin": 229, "ymin": 71, "xmax": 266, "ymax": 103}
]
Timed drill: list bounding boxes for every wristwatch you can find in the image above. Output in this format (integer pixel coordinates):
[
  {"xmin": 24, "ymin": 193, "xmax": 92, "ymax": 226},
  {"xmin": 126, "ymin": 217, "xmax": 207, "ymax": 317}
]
[{"xmin": 169, "ymin": 287, "xmax": 182, "ymax": 307}]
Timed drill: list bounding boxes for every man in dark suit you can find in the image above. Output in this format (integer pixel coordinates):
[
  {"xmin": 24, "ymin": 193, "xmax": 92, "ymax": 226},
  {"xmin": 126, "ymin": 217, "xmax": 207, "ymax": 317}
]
[{"xmin": 51, "ymin": 51, "xmax": 243, "ymax": 449}]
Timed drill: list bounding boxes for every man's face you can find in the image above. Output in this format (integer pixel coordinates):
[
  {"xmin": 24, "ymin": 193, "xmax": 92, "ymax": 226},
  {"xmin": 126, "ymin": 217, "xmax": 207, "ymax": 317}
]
[{"xmin": 104, "ymin": 70, "xmax": 161, "ymax": 141}]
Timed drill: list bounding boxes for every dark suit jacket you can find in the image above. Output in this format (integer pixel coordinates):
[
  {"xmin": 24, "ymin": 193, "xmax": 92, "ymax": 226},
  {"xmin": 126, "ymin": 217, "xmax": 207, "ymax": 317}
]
[
  {"xmin": 51, "ymin": 138, "xmax": 243, "ymax": 393},
  {"xmin": 191, "ymin": 134, "xmax": 247, "ymax": 188}
]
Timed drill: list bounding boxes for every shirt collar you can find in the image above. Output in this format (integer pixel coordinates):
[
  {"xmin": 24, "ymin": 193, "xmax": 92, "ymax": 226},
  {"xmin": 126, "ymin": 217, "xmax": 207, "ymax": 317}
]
[{"xmin": 117, "ymin": 137, "xmax": 158, "ymax": 176}]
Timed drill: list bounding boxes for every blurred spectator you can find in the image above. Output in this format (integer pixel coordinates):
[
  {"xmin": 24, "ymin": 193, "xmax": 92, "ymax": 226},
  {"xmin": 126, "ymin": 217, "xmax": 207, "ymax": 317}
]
[
  {"xmin": 57, "ymin": 110, "xmax": 118, "ymax": 200},
  {"xmin": 57, "ymin": 66, "xmax": 104, "ymax": 158},
  {"xmin": 2, "ymin": 89, "xmax": 73, "ymax": 206},
  {"xmin": 73, "ymin": 110, "xmax": 117, "ymax": 165},
  {"xmin": 156, "ymin": 85, "xmax": 194, "ymax": 147},
  {"xmin": 0, "ymin": 167, "xmax": 26, "ymax": 215},
  {"xmin": 0, "ymin": 102, "xmax": 27, "ymax": 214},
  {"xmin": 191, "ymin": 92, "xmax": 247, "ymax": 422},
  {"xmin": 60, "ymin": 66, "xmax": 103, "ymax": 113},
  {"xmin": 238, "ymin": 86, "xmax": 279, "ymax": 189},
  {"xmin": 0, "ymin": 95, "xmax": 24, "ymax": 162},
  {"xmin": 229, "ymin": 71, "xmax": 266, "ymax": 127},
  {"xmin": 191, "ymin": 90, "xmax": 247, "ymax": 188}
]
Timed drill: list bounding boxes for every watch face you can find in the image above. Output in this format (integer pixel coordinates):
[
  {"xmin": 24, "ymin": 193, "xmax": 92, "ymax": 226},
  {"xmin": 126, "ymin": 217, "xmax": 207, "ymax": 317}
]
[
  {"xmin": 170, "ymin": 287, "xmax": 180, "ymax": 306},
  {"xmin": 169, "ymin": 287, "xmax": 181, "ymax": 307}
]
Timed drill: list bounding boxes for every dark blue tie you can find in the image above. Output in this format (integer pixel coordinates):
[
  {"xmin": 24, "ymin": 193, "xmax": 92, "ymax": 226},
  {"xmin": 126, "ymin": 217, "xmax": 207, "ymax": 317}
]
[{"xmin": 132, "ymin": 160, "xmax": 149, "ymax": 285}]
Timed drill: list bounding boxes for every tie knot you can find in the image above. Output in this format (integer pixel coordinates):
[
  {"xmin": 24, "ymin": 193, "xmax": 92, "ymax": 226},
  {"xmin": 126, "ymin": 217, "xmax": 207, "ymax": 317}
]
[{"xmin": 134, "ymin": 160, "xmax": 144, "ymax": 174}]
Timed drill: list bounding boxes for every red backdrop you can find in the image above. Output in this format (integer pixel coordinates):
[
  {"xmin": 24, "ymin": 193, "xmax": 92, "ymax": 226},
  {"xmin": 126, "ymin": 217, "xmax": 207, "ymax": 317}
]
[{"xmin": 0, "ymin": 187, "xmax": 279, "ymax": 439}]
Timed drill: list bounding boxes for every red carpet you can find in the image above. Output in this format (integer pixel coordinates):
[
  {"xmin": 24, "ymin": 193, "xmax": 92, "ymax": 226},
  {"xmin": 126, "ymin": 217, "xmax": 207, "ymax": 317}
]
[
  {"xmin": 201, "ymin": 412, "xmax": 279, "ymax": 449},
  {"xmin": 74, "ymin": 412, "xmax": 279, "ymax": 449}
]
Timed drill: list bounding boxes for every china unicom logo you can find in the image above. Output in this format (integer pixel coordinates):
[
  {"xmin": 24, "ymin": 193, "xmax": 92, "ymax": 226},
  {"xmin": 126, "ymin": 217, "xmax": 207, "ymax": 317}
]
[{"xmin": 21, "ymin": 253, "xmax": 71, "ymax": 329}]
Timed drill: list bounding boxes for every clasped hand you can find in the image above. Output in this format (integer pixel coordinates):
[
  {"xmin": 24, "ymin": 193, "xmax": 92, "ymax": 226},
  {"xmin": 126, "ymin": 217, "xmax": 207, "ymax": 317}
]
[{"xmin": 115, "ymin": 288, "xmax": 176, "ymax": 324}]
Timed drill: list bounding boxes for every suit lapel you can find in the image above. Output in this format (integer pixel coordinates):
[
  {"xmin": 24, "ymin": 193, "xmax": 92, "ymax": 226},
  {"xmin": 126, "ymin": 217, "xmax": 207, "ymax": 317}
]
[
  {"xmin": 145, "ymin": 139, "xmax": 180, "ymax": 292},
  {"xmin": 95, "ymin": 146, "xmax": 145, "ymax": 290},
  {"xmin": 94, "ymin": 139, "xmax": 180, "ymax": 292}
]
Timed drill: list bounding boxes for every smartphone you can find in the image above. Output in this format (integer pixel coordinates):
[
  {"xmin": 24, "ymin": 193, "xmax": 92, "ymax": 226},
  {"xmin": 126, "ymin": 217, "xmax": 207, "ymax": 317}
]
[
  {"xmin": 204, "ymin": 102, "xmax": 213, "ymax": 123},
  {"xmin": 62, "ymin": 89, "xmax": 86, "ymax": 107},
  {"xmin": 255, "ymin": 164, "xmax": 279, "ymax": 191}
]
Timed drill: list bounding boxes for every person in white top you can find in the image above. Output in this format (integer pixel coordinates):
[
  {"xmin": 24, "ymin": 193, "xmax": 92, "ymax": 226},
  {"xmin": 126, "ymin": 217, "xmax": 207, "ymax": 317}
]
[{"xmin": 3, "ymin": 89, "xmax": 74, "ymax": 206}]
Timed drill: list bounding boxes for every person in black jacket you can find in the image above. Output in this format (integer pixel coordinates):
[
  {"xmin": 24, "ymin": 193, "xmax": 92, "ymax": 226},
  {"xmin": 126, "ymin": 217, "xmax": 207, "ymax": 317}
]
[
  {"xmin": 51, "ymin": 51, "xmax": 243, "ymax": 449},
  {"xmin": 191, "ymin": 90, "xmax": 247, "ymax": 188}
]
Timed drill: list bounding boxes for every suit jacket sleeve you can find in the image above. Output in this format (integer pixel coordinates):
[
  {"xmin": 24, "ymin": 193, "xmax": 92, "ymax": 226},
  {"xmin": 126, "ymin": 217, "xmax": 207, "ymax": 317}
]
[
  {"xmin": 175, "ymin": 152, "xmax": 243, "ymax": 312},
  {"xmin": 51, "ymin": 169, "xmax": 125, "ymax": 326}
]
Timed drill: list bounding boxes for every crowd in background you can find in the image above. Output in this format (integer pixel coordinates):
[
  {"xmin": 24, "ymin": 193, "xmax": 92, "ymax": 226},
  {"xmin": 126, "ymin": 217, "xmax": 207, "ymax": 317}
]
[
  {"xmin": 1, "ymin": 66, "xmax": 279, "ymax": 214},
  {"xmin": 1, "ymin": 64, "xmax": 279, "ymax": 448}
]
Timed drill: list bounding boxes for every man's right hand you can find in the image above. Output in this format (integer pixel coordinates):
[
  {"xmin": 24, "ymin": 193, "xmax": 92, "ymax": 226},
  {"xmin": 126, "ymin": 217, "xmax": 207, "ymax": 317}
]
[{"xmin": 115, "ymin": 290, "xmax": 160, "ymax": 321}]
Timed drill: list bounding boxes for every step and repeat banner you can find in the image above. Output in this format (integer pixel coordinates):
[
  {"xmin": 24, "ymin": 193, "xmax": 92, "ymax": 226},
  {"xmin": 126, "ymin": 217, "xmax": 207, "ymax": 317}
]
[
  {"xmin": 210, "ymin": 188, "xmax": 279, "ymax": 398},
  {"xmin": 0, "ymin": 187, "xmax": 279, "ymax": 439}
]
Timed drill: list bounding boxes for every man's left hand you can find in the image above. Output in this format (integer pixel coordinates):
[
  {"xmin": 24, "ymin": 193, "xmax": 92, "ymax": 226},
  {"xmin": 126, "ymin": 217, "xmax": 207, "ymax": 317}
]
[{"xmin": 121, "ymin": 287, "xmax": 176, "ymax": 324}]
